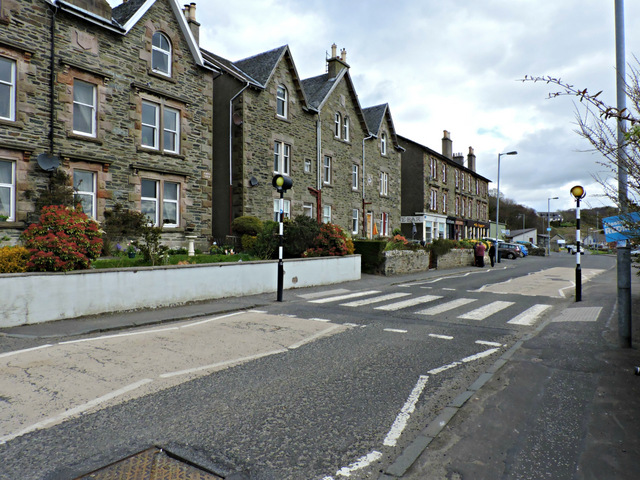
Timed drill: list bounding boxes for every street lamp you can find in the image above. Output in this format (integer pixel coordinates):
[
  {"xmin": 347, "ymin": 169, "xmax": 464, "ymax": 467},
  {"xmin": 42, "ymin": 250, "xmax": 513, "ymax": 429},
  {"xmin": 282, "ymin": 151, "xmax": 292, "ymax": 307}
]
[
  {"xmin": 517, "ymin": 213, "xmax": 525, "ymax": 230},
  {"xmin": 547, "ymin": 196, "xmax": 558, "ymax": 257},
  {"xmin": 495, "ymin": 151, "xmax": 518, "ymax": 264}
]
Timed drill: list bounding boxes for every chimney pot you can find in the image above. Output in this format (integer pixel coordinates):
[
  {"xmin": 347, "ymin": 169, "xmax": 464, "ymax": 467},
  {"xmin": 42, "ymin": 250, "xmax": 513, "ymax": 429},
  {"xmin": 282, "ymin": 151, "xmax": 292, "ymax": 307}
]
[
  {"xmin": 331, "ymin": 43, "xmax": 337, "ymax": 58},
  {"xmin": 340, "ymin": 48, "xmax": 347, "ymax": 62},
  {"xmin": 190, "ymin": 2, "xmax": 196, "ymax": 21}
]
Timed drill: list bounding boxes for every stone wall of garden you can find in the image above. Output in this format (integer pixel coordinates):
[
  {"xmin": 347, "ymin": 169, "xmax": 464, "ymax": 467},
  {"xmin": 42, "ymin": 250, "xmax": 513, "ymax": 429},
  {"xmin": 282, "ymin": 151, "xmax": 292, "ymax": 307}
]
[{"xmin": 382, "ymin": 248, "xmax": 485, "ymax": 275}]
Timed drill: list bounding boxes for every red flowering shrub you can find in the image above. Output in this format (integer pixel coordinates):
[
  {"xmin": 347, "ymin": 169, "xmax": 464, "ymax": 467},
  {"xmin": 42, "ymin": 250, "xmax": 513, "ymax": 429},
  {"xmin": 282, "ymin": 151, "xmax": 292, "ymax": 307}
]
[
  {"xmin": 303, "ymin": 223, "xmax": 353, "ymax": 257},
  {"xmin": 21, "ymin": 205, "xmax": 103, "ymax": 272}
]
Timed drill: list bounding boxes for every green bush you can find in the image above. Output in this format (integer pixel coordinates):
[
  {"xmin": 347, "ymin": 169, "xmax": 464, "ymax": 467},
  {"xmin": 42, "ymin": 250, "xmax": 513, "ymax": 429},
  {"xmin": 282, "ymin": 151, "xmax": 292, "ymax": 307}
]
[
  {"xmin": 284, "ymin": 215, "xmax": 321, "ymax": 257},
  {"xmin": 132, "ymin": 224, "xmax": 169, "ymax": 266},
  {"xmin": 231, "ymin": 216, "xmax": 263, "ymax": 236},
  {"xmin": 241, "ymin": 234, "xmax": 257, "ymax": 253},
  {"xmin": 250, "ymin": 221, "xmax": 279, "ymax": 259},
  {"xmin": 302, "ymin": 223, "xmax": 350, "ymax": 257},
  {"xmin": 0, "ymin": 245, "xmax": 30, "ymax": 273},
  {"xmin": 354, "ymin": 239, "xmax": 386, "ymax": 274}
]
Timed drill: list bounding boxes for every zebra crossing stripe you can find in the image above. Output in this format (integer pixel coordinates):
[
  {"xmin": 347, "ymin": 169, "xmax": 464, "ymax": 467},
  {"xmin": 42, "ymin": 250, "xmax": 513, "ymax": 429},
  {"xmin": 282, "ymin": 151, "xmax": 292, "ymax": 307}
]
[
  {"xmin": 416, "ymin": 298, "xmax": 476, "ymax": 315},
  {"xmin": 458, "ymin": 301, "xmax": 515, "ymax": 320},
  {"xmin": 341, "ymin": 292, "xmax": 410, "ymax": 307},
  {"xmin": 507, "ymin": 304, "xmax": 552, "ymax": 325},
  {"xmin": 375, "ymin": 295, "xmax": 442, "ymax": 311},
  {"xmin": 309, "ymin": 290, "xmax": 381, "ymax": 304}
]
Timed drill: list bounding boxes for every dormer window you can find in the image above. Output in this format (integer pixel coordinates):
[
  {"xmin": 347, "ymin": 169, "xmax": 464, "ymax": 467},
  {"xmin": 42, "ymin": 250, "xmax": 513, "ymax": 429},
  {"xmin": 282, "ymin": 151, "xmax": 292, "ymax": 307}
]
[
  {"xmin": 152, "ymin": 32, "xmax": 171, "ymax": 76},
  {"xmin": 343, "ymin": 116, "xmax": 349, "ymax": 141},
  {"xmin": 276, "ymin": 85, "xmax": 288, "ymax": 118},
  {"xmin": 381, "ymin": 132, "xmax": 387, "ymax": 155},
  {"xmin": 334, "ymin": 112, "xmax": 341, "ymax": 137}
]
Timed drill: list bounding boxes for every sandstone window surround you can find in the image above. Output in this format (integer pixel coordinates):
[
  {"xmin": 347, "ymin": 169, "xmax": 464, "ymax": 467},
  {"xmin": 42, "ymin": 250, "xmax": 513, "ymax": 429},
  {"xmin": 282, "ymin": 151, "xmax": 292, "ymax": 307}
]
[
  {"xmin": 379, "ymin": 171, "xmax": 388, "ymax": 196},
  {"xmin": 140, "ymin": 99, "xmax": 181, "ymax": 155},
  {"xmin": 323, "ymin": 155, "xmax": 331, "ymax": 185},
  {"xmin": 151, "ymin": 32, "xmax": 172, "ymax": 77},
  {"xmin": 276, "ymin": 85, "xmax": 288, "ymax": 119},
  {"xmin": 140, "ymin": 177, "xmax": 181, "ymax": 228},
  {"xmin": 273, "ymin": 198, "xmax": 290, "ymax": 221},
  {"xmin": 273, "ymin": 141, "xmax": 290, "ymax": 175},
  {"xmin": 72, "ymin": 79, "xmax": 96, "ymax": 137},
  {"xmin": 0, "ymin": 55, "xmax": 15, "ymax": 121},
  {"xmin": 0, "ymin": 159, "xmax": 15, "ymax": 221}
]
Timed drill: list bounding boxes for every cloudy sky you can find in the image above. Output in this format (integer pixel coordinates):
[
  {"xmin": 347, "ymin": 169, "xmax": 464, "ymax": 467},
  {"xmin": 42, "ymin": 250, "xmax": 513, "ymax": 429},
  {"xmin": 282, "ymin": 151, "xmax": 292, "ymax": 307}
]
[{"xmin": 111, "ymin": 0, "xmax": 640, "ymax": 213}]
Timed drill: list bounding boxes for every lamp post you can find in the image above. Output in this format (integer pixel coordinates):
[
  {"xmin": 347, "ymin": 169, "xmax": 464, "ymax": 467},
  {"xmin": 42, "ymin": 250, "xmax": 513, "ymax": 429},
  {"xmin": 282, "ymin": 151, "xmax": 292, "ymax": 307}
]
[
  {"xmin": 272, "ymin": 174, "xmax": 293, "ymax": 302},
  {"xmin": 547, "ymin": 196, "xmax": 558, "ymax": 257},
  {"xmin": 517, "ymin": 213, "xmax": 525, "ymax": 230},
  {"xmin": 570, "ymin": 185, "xmax": 586, "ymax": 302},
  {"xmin": 495, "ymin": 151, "xmax": 517, "ymax": 264}
]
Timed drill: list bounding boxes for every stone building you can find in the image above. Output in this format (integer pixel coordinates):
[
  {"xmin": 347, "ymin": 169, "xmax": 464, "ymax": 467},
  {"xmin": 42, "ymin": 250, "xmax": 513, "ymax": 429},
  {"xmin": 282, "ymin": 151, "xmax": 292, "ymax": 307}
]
[
  {"xmin": 205, "ymin": 44, "xmax": 402, "ymax": 239},
  {"xmin": 398, "ymin": 131, "xmax": 491, "ymax": 242},
  {"xmin": 0, "ymin": 0, "xmax": 215, "ymax": 246}
]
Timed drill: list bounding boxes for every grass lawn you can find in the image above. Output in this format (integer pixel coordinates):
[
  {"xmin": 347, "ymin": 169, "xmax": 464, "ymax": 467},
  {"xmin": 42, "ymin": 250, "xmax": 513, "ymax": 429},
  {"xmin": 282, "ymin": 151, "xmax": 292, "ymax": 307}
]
[{"xmin": 92, "ymin": 253, "xmax": 255, "ymax": 269}]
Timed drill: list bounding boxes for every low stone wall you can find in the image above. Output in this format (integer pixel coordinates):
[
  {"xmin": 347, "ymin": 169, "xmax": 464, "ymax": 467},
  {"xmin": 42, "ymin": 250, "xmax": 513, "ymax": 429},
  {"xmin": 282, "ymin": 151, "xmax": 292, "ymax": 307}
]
[
  {"xmin": 0, "ymin": 255, "xmax": 361, "ymax": 328},
  {"xmin": 382, "ymin": 248, "xmax": 486, "ymax": 275}
]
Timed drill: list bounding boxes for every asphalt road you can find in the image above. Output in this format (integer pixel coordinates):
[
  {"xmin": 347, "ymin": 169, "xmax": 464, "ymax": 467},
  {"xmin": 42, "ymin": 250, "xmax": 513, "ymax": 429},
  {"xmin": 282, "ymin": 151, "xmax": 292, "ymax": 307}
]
[{"xmin": 0, "ymin": 252, "xmax": 616, "ymax": 480}]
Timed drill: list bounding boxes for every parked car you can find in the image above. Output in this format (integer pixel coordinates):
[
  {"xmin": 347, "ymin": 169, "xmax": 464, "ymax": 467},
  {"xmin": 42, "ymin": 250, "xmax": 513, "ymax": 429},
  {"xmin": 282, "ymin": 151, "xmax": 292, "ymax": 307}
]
[
  {"xmin": 630, "ymin": 247, "xmax": 640, "ymax": 256},
  {"xmin": 518, "ymin": 244, "xmax": 528, "ymax": 257},
  {"xmin": 566, "ymin": 244, "xmax": 585, "ymax": 254},
  {"xmin": 497, "ymin": 242, "xmax": 521, "ymax": 259},
  {"xmin": 515, "ymin": 240, "xmax": 538, "ymax": 249}
]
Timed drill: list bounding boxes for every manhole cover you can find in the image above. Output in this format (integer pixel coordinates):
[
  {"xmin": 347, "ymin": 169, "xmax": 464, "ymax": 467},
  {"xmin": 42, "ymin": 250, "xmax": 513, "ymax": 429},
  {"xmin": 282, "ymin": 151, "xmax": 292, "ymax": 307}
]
[{"xmin": 75, "ymin": 447, "xmax": 222, "ymax": 480}]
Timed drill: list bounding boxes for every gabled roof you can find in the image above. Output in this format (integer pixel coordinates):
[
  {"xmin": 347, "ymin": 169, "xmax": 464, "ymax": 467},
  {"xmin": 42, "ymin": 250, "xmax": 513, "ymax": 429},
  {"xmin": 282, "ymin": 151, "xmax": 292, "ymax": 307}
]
[
  {"xmin": 300, "ymin": 69, "xmax": 368, "ymax": 133},
  {"xmin": 363, "ymin": 103, "xmax": 400, "ymax": 149},
  {"xmin": 201, "ymin": 49, "xmax": 260, "ymax": 86}
]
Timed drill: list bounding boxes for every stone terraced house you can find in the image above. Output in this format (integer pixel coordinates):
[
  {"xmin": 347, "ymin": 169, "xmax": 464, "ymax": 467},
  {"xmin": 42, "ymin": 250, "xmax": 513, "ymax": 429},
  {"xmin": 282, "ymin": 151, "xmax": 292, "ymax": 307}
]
[
  {"xmin": 0, "ymin": 0, "xmax": 215, "ymax": 247},
  {"xmin": 205, "ymin": 43, "xmax": 402, "ymax": 239},
  {"xmin": 398, "ymin": 131, "xmax": 491, "ymax": 242}
]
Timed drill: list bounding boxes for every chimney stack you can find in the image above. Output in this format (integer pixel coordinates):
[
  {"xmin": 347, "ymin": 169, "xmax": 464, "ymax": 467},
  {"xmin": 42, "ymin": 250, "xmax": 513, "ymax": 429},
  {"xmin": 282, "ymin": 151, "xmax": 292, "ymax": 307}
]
[
  {"xmin": 467, "ymin": 147, "xmax": 476, "ymax": 172},
  {"xmin": 442, "ymin": 130, "xmax": 452, "ymax": 160},
  {"xmin": 327, "ymin": 44, "xmax": 349, "ymax": 78},
  {"xmin": 183, "ymin": 3, "xmax": 200, "ymax": 44},
  {"xmin": 453, "ymin": 152, "xmax": 464, "ymax": 166}
]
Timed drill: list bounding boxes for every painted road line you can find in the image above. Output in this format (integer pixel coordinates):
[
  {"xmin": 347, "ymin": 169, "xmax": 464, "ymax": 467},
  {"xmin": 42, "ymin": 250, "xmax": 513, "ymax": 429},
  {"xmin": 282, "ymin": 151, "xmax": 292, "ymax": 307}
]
[
  {"xmin": 0, "ymin": 344, "xmax": 52, "ymax": 359},
  {"xmin": 341, "ymin": 292, "xmax": 410, "ymax": 307},
  {"xmin": 334, "ymin": 450, "xmax": 383, "ymax": 478},
  {"xmin": 309, "ymin": 290, "xmax": 381, "ymax": 304},
  {"xmin": 59, "ymin": 326, "xmax": 180, "ymax": 345},
  {"xmin": 461, "ymin": 347, "xmax": 500, "ymax": 362},
  {"xmin": 384, "ymin": 375, "xmax": 429, "ymax": 447},
  {"xmin": 0, "ymin": 379, "xmax": 153, "ymax": 445},
  {"xmin": 384, "ymin": 328, "xmax": 408, "ymax": 334},
  {"xmin": 458, "ymin": 301, "xmax": 515, "ymax": 320},
  {"xmin": 375, "ymin": 295, "xmax": 442, "ymax": 311},
  {"xmin": 507, "ymin": 304, "xmax": 552, "ymax": 325},
  {"xmin": 476, "ymin": 340, "xmax": 502, "ymax": 347},
  {"xmin": 429, "ymin": 334, "xmax": 453, "ymax": 340},
  {"xmin": 416, "ymin": 298, "xmax": 476, "ymax": 315}
]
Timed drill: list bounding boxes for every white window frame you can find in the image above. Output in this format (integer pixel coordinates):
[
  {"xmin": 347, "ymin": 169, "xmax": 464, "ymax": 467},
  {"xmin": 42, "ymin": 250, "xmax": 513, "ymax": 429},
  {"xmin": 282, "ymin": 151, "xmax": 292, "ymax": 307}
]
[
  {"xmin": 273, "ymin": 141, "xmax": 291, "ymax": 175},
  {"xmin": 322, "ymin": 205, "xmax": 331, "ymax": 223},
  {"xmin": 141, "ymin": 178, "xmax": 181, "ymax": 227},
  {"xmin": 430, "ymin": 189, "xmax": 437, "ymax": 211},
  {"xmin": 334, "ymin": 113, "xmax": 341, "ymax": 137},
  {"xmin": 141, "ymin": 100, "xmax": 180, "ymax": 153},
  {"xmin": 303, "ymin": 202, "xmax": 313, "ymax": 218},
  {"xmin": 461, "ymin": 172, "xmax": 465, "ymax": 190},
  {"xmin": 72, "ymin": 79, "xmax": 96, "ymax": 137},
  {"xmin": 442, "ymin": 163, "xmax": 447, "ymax": 183},
  {"xmin": 343, "ymin": 116, "xmax": 349, "ymax": 141},
  {"xmin": 163, "ymin": 107, "xmax": 180, "ymax": 154},
  {"xmin": 141, "ymin": 101, "xmax": 159, "ymax": 149},
  {"xmin": 443, "ymin": 192, "xmax": 448, "ymax": 214},
  {"xmin": 0, "ymin": 56, "xmax": 16, "ymax": 122},
  {"xmin": 381, "ymin": 212, "xmax": 389, "ymax": 237},
  {"xmin": 151, "ymin": 32, "xmax": 171, "ymax": 76},
  {"xmin": 73, "ymin": 169, "xmax": 96, "ymax": 219},
  {"xmin": 323, "ymin": 156, "xmax": 331, "ymax": 184},
  {"xmin": 352, "ymin": 208, "xmax": 359, "ymax": 234},
  {"xmin": 455, "ymin": 196, "xmax": 459, "ymax": 215},
  {"xmin": 380, "ymin": 171, "xmax": 388, "ymax": 196},
  {"xmin": 0, "ymin": 160, "xmax": 15, "ymax": 221},
  {"xmin": 141, "ymin": 178, "xmax": 159, "ymax": 226},
  {"xmin": 455, "ymin": 170, "xmax": 459, "ymax": 188},
  {"xmin": 381, "ymin": 132, "xmax": 387, "ymax": 155},
  {"xmin": 162, "ymin": 181, "xmax": 179, "ymax": 227},
  {"xmin": 273, "ymin": 198, "xmax": 291, "ymax": 221},
  {"xmin": 352, "ymin": 164, "xmax": 359, "ymax": 190},
  {"xmin": 276, "ymin": 85, "xmax": 288, "ymax": 118},
  {"xmin": 304, "ymin": 158, "xmax": 311, "ymax": 174}
]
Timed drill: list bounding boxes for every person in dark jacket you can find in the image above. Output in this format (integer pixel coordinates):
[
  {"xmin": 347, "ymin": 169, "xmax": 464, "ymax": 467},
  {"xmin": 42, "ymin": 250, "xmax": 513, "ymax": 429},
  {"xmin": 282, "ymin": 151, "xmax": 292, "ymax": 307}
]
[{"xmin": 488, "ymin": 243, "xmax": 496, "ymax": 267}]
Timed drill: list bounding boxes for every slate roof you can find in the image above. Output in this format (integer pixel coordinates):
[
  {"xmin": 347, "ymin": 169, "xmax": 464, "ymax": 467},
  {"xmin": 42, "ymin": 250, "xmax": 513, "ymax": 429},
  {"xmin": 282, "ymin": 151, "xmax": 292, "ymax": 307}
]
[
  {"xmin": 201, "ymin": 49, "xmax": 260, "ymax": 86},
  {"xmin": 301, "ymin": 73, "xmax": 337, "ymax": 111},
  {"xmin": 112, "ymin": 0, "xmax": 147, "ymax": 25},
  {"xmin": 233, "ymin": 45, "xmax": 288, "ymax": 88},
  {"xmin": 362, "ymin": 104, "xmax": 388, "ymax": 135}
]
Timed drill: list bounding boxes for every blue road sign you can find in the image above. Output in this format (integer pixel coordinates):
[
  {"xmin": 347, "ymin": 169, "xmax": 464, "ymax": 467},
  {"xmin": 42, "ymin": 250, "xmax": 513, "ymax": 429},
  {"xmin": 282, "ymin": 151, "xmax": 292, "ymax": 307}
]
[{"xmin": 602, "ymin": 212, "xmax": 640, "ymax": 242}]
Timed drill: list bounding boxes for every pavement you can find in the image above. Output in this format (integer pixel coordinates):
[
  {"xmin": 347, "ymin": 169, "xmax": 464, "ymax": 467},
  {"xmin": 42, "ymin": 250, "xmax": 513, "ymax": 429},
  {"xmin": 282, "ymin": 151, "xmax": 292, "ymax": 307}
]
[{"xmin": 1, "ymin": 260, "xmax": 640, "ymax": 480}]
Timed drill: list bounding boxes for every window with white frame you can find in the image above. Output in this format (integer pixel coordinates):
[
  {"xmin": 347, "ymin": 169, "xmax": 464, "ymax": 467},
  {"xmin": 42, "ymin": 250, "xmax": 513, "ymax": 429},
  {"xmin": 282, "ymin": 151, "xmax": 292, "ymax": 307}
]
[
  {"xmin": 273, "ymin": 141, "xmax": 291, "ymax": 175},
  {"xmin": 380, "ymin": 171, "xmax": 388, "ymax": 196},
  {"xmin": 381, "ymin": 132, "xmax": 387, "ymax": 155},
  {"xmin": 334, "ymin": 113, "xmax": 341, "ymax": 137},
  {"xmin": 73, "ymin": 170, "xmax": 96, "ymax": 219},
  {"xmin": 430, "ymin": 189, "xmax": 437, "ymax": 211},
  {"xmin": 461, "ymin": 172, "xmax": 465, "ymax": 190},
  {"xmin": 468, "ymin": 198, "xmax": 472, "ymax": 217},
  {"xmin": 442, "ymin": 191, "xmax": 447, "ymax": 214},
  {"xmin": 323, "ymin": 156, "xmax": 331, "ymax": 184},
  {"xmin": 455, "ymin": 196, "xmax": 459, "ymax": 215},
  {"xmin": 352, "ymin": 164, "xmax": 358, "ymax": 190},
  {"xmin": 151, "ymin": 32, "xmax": 171, "ymax": 76},
  {"xmin": 73, "ymin": 79, "xmax": 96, "ymax": 137},
  {"xmin": 468, "ymin": 174, "xmax": 472, "ymax": 191},
  {"xmin": 381, "ymin": 212, "xmax": 389, "ymax": 236},
  {"xmin": 303, "ymin": 202, "xmax": 313, "ymax": 218},
  {"xmin": 455, "ymin": 170, "xmax": 459, "ymax": 188},
  {"xmin": 273, "ymin": 198, "xmax": 291, "ymax": 221},
  {"xmin": 276, "ymin": 85, "xmax": 287, "ymax": 118},
  {"xmin": 304, "ymin": 158, "xmax": 311, "ymax": 173},
  {"xmin": 352, "ymin": 208, "xmax": 359, "ymax": 234},
  {"xmin": 0, "ymin": 160, "xmax": 15, "ymax": 221},
  {"xmin": 430, "ymin": 157, "xmax": 437, "ymax": 180},
  {"xmin": 0, "ymin": 56, "xmax": 16, "ymax": 121},
  {"xmin": 442, "ymin": 163, "xmax": 447, "ymax": 183},
  {"xmin": 322, "ymin": 205, "xmax": 331, "ymax": 223},
  {"xmin": 141, "ymin": 100, "xmax": 180, "ymax": 153},
  {"xmin": 141, "ymin": 178, "xmax": 180, "ymax": 227},
  {"xmin": 475, "ymin": 179, "xmax": 479, "ymax": 195},
  {"xmin": 343, "ymin": 116, "xmax": 349, "ymax": 141}
]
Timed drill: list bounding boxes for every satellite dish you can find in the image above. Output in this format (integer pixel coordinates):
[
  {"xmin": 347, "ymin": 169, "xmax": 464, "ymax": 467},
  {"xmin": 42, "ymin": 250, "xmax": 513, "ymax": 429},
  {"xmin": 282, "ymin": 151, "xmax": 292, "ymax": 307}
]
[
  {"xmin": 232, "ymin": 113, "xmax": 243, "ymax": 126},
  {"xmin": 37, "ymin": 153, "xmax": 60, "ymax": 172}
]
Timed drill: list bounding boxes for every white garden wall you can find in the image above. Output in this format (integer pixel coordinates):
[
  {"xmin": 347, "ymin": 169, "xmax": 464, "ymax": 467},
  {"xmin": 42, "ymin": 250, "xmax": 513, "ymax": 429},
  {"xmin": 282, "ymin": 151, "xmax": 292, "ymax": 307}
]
[{"xmin": 0, "ymin": 255, "xmax": 361, "ymax": 328}]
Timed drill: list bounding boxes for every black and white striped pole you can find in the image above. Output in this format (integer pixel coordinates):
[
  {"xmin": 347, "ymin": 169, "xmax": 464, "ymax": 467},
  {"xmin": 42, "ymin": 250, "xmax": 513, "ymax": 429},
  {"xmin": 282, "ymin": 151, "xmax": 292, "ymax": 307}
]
[
  {"xmin": 272, "ymin": 174, "xmax": 293, "ymax": 302},
  {"xmin": 571, "ymin": 185, "xmax": 586, "ymax": 302}
]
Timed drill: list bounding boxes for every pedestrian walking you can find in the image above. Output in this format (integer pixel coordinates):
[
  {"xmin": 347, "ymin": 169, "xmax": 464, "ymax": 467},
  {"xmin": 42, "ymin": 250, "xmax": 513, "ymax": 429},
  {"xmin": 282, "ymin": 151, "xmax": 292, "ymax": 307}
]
[
  {"xmin": 488, "ymin": 243, "xmax": 496, "ymax": 267},
  {"xmin": 474, "ymin": 242, "xmax": 486, "ymax": 267}
]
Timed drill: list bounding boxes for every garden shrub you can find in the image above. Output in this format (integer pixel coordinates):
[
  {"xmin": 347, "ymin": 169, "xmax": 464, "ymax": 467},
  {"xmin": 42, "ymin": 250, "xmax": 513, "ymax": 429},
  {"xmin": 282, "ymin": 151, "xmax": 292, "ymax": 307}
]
[
  {"xmin": 353, "ymin": 239, "xmax": 386, "ymax": 274},
  {"xmin": 231, "ymin": 216, "xmax": 263, "ymax": 236},
  {"xmin": 21, "ymin": 205, "xmax": 103, "ymax": 272},
  {"xmin": 240, "ymin": 234, "xmax": 257, "ymax": 254},
  {"xmin": 303, "ymin": 223, "xmax": 350, "ymax": 257},
  {"xmin": 284, "ymin": 215, "xmax": 321, "ymax": 257},
  {"xmin": 132, "ymin": 224, "xmax": 169, "ymax": 266},
  {"xmin": 250, "ymin": 221, "xmax": 279, "ymax": 259},
  {"xmin": 102, "ymin": 203, "xmax": 147, "ymax": 252},
  {"xmin": 428, "ymin": 238, "xmax": 456, "ymax": 258},
  {"xmin": 0, "ymin": 246, "xmax": 30, "ymax": 273}
]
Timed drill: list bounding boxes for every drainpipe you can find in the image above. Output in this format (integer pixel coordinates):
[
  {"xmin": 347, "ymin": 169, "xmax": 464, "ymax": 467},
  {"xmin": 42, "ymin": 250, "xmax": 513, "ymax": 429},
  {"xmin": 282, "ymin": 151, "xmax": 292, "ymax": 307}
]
[
  {"xmin": 48, "ymin": 3, "xmax": 58, "ymax": 155},
  {"xmin": 316, "ymin": 117, "xmax": 322, "ymax": 222},
  {"xmin": 228, "ymin": 82, "xmax": 250, "ymax": 234},
  {"xmin": 362, "ymin": 133, "xmax": 375, "ymax": 234}
]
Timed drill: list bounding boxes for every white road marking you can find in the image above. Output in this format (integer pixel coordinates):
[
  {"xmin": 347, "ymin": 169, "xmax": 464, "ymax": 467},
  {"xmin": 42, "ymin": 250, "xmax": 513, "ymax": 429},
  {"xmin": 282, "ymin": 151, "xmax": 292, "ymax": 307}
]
[
  {"xmin": 458, "ymin": 301, "xmax": 514, "ymax": 320},
  {"xmin": 310, "ymin": 317, "xmax": 331, "ymax": 322},
  {"xmin": 309, "ymin": 290, "xmax": 381, "ymax": 304},
  {"xmin": 0, "ymin": 344, "xmax": 52, "ymax": 359},
  {"xmin": 476, "ymin": 340, "xmax": 502, "ymax": 347},
  {"xmin": 507, "ymin": 304, "xmax": 552, "ymax": 325},
  {"xmin": 59, "ymin": 326, "xmax": 180, "ymax": 344},
  {"xmin": 335, "ymin": 450, "xmax": 383, "ymax": 477},
  {"xmin": 461, "ymin": 347, "xmax": 501, "ymax": 362},
  {"xmin": 429, "ymin": 334, "xmax": 453, "ymax": 340},
  {"xmin": 383, "ymin": 375, "xmax": 429, "ymax": 446},
  {"xmin": 442, "ymin": 288, "xmax": 456, "ymax": 291},
  {"xmin": 341, "ymin": 292, "xmax": 410, "ymax": 307},
  {"xmin": 0, "ymin": 379, "xmax": 153, "ymax": 445},
  {"xmin": 384, "ymin": 328, "xmax": 408, "ymax": 333},
  {"xmin": 343, "ymin": 323, "xmax": 359, "ymax": 328},
  {"xmin": 416, "ymin": 298, "xmax": 476, "ymax": 315},
  {"xmin": 375, "ymin": 295, "xmax": 442, "ymax": 311}
]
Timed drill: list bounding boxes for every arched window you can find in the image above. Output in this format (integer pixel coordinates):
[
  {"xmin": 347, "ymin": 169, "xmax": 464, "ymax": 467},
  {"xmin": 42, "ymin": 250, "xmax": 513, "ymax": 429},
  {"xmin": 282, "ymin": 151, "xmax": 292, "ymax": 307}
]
[
  {"xmin": 276, "ymin": 85, "xmax": 287, "ymax": 118},
  {"xmin": 334, "ymin": 112, "xmax": 341, "ymax": 137},
  {"xmin": 381, "ymin": 132, "xmax": 387, "ymax": 155},
  {"xmin": 152, "ymin": 32, "xmax": 171, "ymax": 76},
  {"xmin": 343, "ymin": 116, "xmax": 350, "ymax": 141}
]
